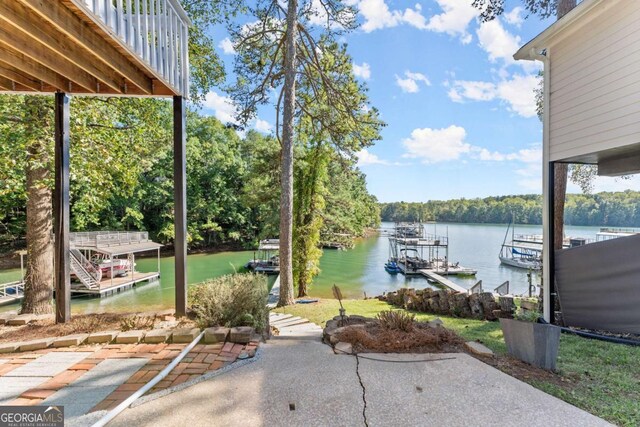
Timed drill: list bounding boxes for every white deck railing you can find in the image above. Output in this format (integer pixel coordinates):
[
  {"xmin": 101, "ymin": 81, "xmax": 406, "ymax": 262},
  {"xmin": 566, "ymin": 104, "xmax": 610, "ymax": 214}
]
[
  {"xmin": 71, "ymin": 231, "xmax": 150, "ymax": 247},
  {"xmin": 74, "ymin": 0, "xmax": 190, "ymax": 96}
]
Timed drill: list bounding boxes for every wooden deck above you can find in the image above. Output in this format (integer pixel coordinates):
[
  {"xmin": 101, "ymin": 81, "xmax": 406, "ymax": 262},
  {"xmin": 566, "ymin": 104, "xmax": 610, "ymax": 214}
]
[{"xmin": 0, "ymin": 0, "xmax": 189, "ymax": 97}]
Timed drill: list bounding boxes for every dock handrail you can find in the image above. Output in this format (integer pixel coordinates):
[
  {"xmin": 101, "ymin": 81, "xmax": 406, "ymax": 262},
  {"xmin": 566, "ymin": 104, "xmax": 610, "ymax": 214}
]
[
  {"xmin": 0, "ymin": 281, "xmax": 24, "ymax": 299},
  {"xmin": 71, "ymin": 231, "xmax": 149, "ymax": 247}
]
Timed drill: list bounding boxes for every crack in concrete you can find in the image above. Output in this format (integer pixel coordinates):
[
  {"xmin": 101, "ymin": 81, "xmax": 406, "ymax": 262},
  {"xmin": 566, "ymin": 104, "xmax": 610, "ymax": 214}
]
[{"xmin": 354, "ymin": 354, "xmax": 369, "ymax": 427}]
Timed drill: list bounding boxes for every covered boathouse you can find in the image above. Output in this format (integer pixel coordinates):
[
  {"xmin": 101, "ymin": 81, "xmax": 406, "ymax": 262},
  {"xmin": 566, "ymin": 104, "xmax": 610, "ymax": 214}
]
[{"xmin": 0, "ymin": 0, "xmax": 191, "ymax": 322}]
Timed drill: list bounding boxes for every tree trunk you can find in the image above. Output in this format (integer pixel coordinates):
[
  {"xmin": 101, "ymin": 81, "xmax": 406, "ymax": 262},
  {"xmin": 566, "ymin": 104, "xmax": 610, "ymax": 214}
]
[
  {"xmin": 552, "ymin": 0, "xmax": 576, "ymax": 251},
  {"xmin": 21, "ymin": 97, "xmax": 54, "ymax": 314},
  {"xmin": 277, "ymin": 0, "xmax": 298, "ymax": 307}
]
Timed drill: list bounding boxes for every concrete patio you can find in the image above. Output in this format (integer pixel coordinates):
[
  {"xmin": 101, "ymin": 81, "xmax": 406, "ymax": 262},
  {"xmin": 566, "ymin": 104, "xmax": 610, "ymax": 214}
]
[{"xmin": 109, "ymin": 317, "xmax": 611, "ymax": 427}]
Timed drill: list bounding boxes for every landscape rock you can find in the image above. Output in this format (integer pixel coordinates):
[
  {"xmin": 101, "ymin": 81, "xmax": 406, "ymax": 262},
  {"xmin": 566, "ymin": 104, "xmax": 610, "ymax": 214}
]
[
  {"xmin": 172, "ymin": 327, "xmax": 201, "ymax": 343},
  {"xmin": 203, "ymin": 327, "xmax": 230, "ymax": 344},
  {"xmin": 465, "ymin": 341, "xmax": 494, "ymax": 357},
  {"xmin": 428, "ymin": 318, "xmax": 443, "ymax": 328},
  {"xmin": 52, "ymin": 334, "xmax": 89, "ymax": 348},
  {"xmin": 0, "ymin": 313, "xmax": 17, "ymax": 325},
  {"xmin": 468, "ymin": 293, "xmax": 484, "ymax": 319},
  {"xmin": 87, "ymin": 331, "xmax": 119, "ymax": 344},
  {"xmin": 229, "ymin": 326, "xmax": 253, "ymax": 344},
  {"xmin": 115, "ymin": 330, "xmax": 145, "ymax": 344},
  {"xmin": 334, "ymin": 341, "xmax": 353, "ymax": 355}
]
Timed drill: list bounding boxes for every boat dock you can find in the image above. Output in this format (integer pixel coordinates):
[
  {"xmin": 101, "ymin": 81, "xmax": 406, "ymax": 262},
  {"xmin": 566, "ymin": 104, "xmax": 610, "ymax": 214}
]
[
  {"xmin": 0, "ymin": 281, "xmax": 24, "ymax": 306},
  {"xmin": 69, "ymin": 231, "xmax": 162, "ymax": 298},
  {"xmin": 70, "ymin": 272, "xmax": 160, "ymax": 297},
  {"xmin": 417, "ymin": 270, "xmax": 467, "ymax": 293}
]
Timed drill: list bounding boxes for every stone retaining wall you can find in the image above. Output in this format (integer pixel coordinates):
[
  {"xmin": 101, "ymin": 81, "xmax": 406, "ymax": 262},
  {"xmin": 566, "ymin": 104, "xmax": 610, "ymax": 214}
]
[{"xmin": 378, "ymin": 288, "xmax": 517, "ymax": 321}]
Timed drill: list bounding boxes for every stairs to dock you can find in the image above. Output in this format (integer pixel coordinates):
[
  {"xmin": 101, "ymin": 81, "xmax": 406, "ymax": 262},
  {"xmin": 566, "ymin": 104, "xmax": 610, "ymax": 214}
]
[
  {"xmin": 269, "ymin": 313, "xmax": 323, "ymax": 341},
  {"xmin": 70, "ymin": 249, "xmax": 101, "ymax": 290}
]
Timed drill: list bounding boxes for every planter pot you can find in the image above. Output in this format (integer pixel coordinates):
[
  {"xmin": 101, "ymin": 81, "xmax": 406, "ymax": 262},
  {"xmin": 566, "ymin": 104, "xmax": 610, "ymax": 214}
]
[{"xmin": 499, "ymin": 318, "xmax": 561, "ymax": 370}]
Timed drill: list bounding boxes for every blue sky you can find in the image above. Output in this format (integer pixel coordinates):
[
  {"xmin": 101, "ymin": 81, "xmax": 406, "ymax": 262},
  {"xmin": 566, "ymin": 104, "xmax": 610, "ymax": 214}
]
[{"xmin": 201, "ymin": 0, "xmax": 639, "ymax": 202}]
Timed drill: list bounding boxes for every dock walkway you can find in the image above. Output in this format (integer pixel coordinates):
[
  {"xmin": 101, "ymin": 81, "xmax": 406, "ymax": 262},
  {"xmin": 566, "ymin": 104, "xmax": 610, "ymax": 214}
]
[{"xmin": 417, "ymin": 270, "xmax": 467, "ymax": 293}]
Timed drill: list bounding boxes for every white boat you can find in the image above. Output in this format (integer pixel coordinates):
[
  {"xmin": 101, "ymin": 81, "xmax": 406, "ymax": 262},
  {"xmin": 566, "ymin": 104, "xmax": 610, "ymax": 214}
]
[{"xmin": 499, "ymin": 222, "xmax": 542, "ymax": 271}]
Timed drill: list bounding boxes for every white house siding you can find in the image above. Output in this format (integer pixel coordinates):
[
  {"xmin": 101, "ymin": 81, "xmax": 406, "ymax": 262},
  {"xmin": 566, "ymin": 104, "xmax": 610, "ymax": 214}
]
[{"xmin": 548, "ymin": 0, "xmax": 640, "ymax": 162}]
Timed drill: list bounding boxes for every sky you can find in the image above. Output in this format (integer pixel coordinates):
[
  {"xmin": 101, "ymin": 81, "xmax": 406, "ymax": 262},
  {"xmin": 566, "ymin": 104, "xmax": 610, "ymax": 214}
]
[{"xmin": 200, "ymin": 0, "xmax": 640, "ymax": 203}]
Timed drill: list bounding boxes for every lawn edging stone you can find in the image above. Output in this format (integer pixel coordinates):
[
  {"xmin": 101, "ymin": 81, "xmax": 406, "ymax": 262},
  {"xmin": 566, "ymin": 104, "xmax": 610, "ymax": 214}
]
[
  {"xmin": 52, "ymin": 334, "xmax": 90, "ymax": 348},
  {"xmin": 87, "ymin": 331, "xmax": 119, "ymax": 344},
  {"xmin": 203, "ymin": 327, "xmax": 229, "ymax": 344},
  {"xmin": 115, "ymin": 330, "xmax": 145, "ymax": 344},
  {"xmin": 172, "ymin": 328, "xmax": 201, "ymax": 343}
]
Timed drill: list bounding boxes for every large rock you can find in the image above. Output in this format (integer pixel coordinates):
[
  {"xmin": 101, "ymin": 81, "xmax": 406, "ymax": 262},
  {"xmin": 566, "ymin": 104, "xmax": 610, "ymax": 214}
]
[
  {"xmin": 479, "ymin": 293, "xmax": 499, "ymax": 320},
  {"xmin": 468, "ymin": 293, "xmax": 484, "ymax": 319},
  {"xmin": 451, "ymin": 293, "xmax": 471, "ymax": 317}
]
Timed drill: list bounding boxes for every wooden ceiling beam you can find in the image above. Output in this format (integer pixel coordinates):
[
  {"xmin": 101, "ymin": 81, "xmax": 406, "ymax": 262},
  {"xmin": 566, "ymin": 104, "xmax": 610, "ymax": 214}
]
[
  {"xmin": 0, "ymin": 63, "xmax": 41, "ymax": 91},
  {"xmin": 0, "ymin": 25, "xmax": 97, "ymax": 93},
  {"xmin": 18, "ymin": 0, "xmax": 154, "ymax": 95},
  {"xmin": 0, "ymin": 45, "xmax": 71, "ymax": 92},
  {"xmin": 0, "ymin": 1, "xmax": 124, "ymax": 94},
  {"xmin": 0, "ymin": 75, "xmax": 15, "ymax": 91}
]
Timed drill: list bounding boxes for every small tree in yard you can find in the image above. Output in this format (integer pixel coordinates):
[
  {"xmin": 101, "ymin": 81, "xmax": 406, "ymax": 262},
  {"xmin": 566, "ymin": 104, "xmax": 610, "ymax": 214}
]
[{"xmin": 228, "ymin": 0, "xmax": 382, "ymax": 305}]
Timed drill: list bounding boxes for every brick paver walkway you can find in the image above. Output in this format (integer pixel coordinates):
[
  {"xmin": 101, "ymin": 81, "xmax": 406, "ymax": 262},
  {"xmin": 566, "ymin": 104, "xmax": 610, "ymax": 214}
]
[{"xmin": 0, "ymin": 339, "xmax": 259, "ymax": 418}]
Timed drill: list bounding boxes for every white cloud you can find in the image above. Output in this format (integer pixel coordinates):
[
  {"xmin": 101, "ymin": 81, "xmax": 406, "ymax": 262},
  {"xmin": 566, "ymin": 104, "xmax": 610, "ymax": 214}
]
[
  {"xmin": 496, "ymin": 74, "xmax": 539, "ymax": 118},
  {"xmin": 357, "ymin": 149, "xmax": 388, "ymax": 166},
  {"xmin": 254, "ymin": 118, "xmax": 272, "ymax": 133},
  {"xmin": 504, "ymin": 7, "xmax": 524, "ymax": 27},
  {"xmin": 395, "ymin": 70, "xmax": 431, "ymax": 93},
  {"xmin": 203, "ymin": 91, "xmax": 238, "ymax": 124},
  {"xmin": 218, "ymin": 37, "xmax": 235, "ymax": 55},
  {"xmin": 348, "ymin": 0, "xmax": 427, "ymax": 32},
  {"xmin": 476, "ymin": 19, "xmax": 521, "ymax": 64},
  {"xmin": 353, "ymin": 62, "xmax": 371, "ymax": 80},
  {"xmin": 402, "ymin": 125, "xmax": 471, "ymax": 163},
  {"xmin": 447, "ymin": 74, "xmax": 539, "ymax": 118},
  {"xmin": 426, "ymin": 0, "xmax": 479, "ymax": 44}
]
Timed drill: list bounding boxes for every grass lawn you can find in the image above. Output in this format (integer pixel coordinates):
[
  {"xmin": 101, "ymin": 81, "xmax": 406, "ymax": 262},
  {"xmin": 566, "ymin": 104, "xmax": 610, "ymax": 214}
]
[{"xmin": 275, "ymin": 299, "xmax": 640, "ymax": 426}]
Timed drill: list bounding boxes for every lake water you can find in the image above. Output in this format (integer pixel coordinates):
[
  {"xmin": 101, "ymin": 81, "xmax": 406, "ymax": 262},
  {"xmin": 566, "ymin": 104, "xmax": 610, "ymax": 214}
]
[{"xmin": 0, "ymin": 222, "xmax": 615, "ymax": 314}]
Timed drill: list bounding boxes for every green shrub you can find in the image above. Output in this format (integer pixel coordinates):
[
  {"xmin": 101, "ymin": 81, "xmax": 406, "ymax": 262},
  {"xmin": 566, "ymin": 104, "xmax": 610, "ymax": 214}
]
[{"xmin": 188, "ymin": 273, "xmax": 269, "ymax": 331}]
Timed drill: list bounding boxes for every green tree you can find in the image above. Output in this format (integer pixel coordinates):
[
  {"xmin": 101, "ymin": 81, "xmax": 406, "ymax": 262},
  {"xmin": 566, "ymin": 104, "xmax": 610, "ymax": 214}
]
[{"xmin": 228, "ymin": 0, "xmax": 373, "ymax": 305}]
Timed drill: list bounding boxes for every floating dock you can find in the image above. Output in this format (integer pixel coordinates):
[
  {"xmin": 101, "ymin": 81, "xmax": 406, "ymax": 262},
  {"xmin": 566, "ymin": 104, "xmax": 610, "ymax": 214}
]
[
  {"xmin": 71, "ymin": 271, "xmax": 160, "ymax": 297},
  {"xmin": 417, "ymin": 270, "xmax": 468, "ymax": 293}
]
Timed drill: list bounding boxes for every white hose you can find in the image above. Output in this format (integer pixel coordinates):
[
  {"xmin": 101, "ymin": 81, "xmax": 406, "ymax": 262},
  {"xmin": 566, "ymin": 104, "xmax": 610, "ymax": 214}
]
[{"xmin": 91, "ymin": 330, "xmax": 206, "ymax": 427}]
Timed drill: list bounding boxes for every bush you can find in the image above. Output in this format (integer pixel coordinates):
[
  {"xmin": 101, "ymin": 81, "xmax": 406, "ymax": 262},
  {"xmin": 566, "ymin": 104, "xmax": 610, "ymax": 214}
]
[
  {"xmin": 377, "ymin": 310, "xmax": 415, "ymax": 332},
  {"xmin": 188, "ymin": 273, "xmax": 269, "ymax": 331}
]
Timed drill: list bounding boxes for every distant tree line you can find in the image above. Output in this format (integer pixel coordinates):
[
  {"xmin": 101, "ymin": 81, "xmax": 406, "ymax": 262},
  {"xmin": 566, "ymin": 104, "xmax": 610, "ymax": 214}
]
[{"xmin": 380, "ymin": 191, "xmax": 640, "ymax": 227}]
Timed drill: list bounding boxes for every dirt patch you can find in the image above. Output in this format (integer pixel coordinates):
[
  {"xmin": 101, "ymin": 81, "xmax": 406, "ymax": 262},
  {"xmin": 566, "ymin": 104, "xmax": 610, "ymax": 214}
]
[
  {"xmin": 0, "ymin": 312, "xmax": 196, "ymax": 343},
  {"xmin": 475, "ymin": 351, "xmax": 574, "ymax": 391}
]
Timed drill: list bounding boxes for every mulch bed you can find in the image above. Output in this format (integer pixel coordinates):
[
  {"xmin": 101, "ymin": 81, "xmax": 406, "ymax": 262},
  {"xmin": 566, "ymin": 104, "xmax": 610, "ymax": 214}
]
[
  {"xmin": 330, "ymin": 316, "xmax": 573, "ymax": 391},
  {"xmin": 336, "ymin": 322, "xmax": 464, "ymax": 353}
]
